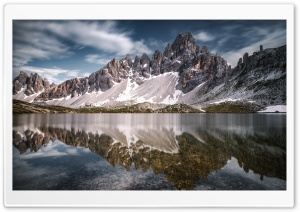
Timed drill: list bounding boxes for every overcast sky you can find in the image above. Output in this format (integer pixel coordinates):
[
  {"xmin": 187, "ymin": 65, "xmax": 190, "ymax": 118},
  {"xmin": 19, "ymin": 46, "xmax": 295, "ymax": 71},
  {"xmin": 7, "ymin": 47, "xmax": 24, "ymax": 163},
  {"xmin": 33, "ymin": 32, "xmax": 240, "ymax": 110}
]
[{"xmin": 13, "ymin": 20, "xmax": 286, "ymax": 84}]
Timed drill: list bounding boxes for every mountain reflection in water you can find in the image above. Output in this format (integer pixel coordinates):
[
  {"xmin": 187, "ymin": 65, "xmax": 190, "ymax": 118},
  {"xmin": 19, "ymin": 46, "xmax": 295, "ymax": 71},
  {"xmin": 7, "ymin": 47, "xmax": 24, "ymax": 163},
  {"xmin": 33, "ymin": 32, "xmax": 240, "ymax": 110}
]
[{"xmin": 13, "ymin": 113, "xmax": 286, "ymax": 190}]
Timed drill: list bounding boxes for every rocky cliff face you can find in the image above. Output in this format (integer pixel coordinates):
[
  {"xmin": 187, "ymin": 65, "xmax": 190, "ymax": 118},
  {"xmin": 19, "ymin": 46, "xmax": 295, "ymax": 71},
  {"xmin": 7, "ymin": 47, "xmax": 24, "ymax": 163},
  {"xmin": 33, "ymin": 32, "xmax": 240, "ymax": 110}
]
[
  {"xmin": 177, "ymin": 46, "xmax": 229, "ymax": 93},
  {"xmin": 236, "ymin": 45, "xmax": 286, "ymax": 105},
  {"xmin": 13, "ymin": 32, "xmax": 286, "ymax": 108},
  {"xmin": 194, "ymin": 45, "xmax": 286, "ymax": 106},
  {"xmin": 13, "ymin": 71, "xmax": 54, "ymax": 95},
  {"xmin": 160, "ymin": 32, "xmax": 229, "ymax": 93}
]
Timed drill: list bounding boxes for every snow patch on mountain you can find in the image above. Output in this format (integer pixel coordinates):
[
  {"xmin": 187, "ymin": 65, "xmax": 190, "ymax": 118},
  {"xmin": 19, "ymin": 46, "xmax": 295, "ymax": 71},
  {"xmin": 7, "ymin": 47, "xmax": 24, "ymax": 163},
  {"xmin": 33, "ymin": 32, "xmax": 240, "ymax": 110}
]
[
  {"xmin": 258, "ymin": 105, "xmax": 286, "ymax": 113},
  {"xmin": 130, "ymin": 72, "xmax": 182, "ymax": 104},
  {"xmin": 13, "ymin": 89, "xmax": 45, "ymax": 103},
  {"xmin": 178, "ymin": 82, "xmax": 206, "ymax": 104},
  {"xmin": 210, "ymin": 98, "xmax": 241, "ymax": 105}
]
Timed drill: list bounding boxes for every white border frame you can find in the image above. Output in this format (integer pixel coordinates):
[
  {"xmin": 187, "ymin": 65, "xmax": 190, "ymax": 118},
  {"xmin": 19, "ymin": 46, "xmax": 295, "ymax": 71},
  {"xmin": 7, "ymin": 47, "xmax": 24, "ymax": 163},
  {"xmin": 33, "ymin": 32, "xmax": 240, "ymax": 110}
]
[{"xmin": 3, "ymin": 3, "xmax": 294, "ymax": 207}]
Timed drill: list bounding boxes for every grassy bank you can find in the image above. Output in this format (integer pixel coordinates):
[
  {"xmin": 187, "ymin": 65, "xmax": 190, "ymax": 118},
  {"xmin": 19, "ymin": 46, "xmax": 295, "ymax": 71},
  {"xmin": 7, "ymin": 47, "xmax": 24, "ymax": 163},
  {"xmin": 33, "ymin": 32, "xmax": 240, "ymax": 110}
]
[
  {"xmin": 203, "ymin": 101, "xmax": 264, "ymax": 113},
  {"xmin": 13, "ymin": 100, "xmax": 203, "ymax": 114}
]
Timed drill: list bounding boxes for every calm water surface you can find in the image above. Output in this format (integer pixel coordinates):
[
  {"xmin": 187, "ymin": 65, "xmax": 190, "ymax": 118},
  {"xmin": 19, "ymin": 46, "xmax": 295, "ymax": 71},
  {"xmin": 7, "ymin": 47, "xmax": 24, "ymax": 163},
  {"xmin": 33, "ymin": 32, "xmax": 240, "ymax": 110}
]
[{"xmin": 13, "ymin": 113, "xmax": 286, "ymax": 190}]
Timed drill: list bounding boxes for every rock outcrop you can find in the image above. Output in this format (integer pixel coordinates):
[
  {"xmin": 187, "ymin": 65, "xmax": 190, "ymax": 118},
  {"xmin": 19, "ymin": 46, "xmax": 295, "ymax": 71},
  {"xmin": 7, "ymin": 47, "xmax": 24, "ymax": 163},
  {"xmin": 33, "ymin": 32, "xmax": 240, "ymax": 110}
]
[
  {"xmin": 13, "ymin": 71, "xmax": 50, "ymax": 95},
  {"xmin": 164, "ymin": 32, "xmax": 199, "ymax": 58},
  {"xmin": 140, "ymin": 53, "xmax": 151, "ymax": 78},
  {"xmin": 151, "ymin": 50, "xmax": 163, "ymax": 75},
  {"xmin": 177, "ymin": 46, "xmax": 229, "ymax": 93}
]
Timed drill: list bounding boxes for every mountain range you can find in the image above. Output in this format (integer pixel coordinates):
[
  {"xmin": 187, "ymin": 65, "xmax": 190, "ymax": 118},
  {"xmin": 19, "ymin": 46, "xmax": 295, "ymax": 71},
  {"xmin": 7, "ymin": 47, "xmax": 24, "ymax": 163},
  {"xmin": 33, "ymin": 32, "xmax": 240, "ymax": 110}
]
[{"xmin": 13, "ymin": 32, "xmax": 286, "ymax": 112}]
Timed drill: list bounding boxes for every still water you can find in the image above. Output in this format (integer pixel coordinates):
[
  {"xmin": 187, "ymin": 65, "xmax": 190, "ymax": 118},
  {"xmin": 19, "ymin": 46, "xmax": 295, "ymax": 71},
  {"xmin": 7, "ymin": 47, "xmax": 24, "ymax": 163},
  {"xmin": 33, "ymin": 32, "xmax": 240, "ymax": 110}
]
[{"xmin": 13, "ymin": 113, "xmax": 286, "ymax": 190}]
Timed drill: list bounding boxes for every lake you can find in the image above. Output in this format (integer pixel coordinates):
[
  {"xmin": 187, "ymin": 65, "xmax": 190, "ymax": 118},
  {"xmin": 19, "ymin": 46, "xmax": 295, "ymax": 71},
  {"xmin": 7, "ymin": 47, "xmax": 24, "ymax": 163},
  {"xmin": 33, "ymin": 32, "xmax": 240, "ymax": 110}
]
[{"xmin": 12, "ymin": 113, "xmax": 286, "ymax": 190}]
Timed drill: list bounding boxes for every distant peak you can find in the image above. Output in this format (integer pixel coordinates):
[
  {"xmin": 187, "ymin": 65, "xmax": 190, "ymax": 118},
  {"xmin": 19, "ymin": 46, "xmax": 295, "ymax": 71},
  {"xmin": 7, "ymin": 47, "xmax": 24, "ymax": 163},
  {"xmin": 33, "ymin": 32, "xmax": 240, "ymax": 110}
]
[
  {"xmin": 124, "ymin": 54, "xmax": 131, "ymax": 59},
  {"xmin": 173, "ymin": 32, "xmax": 193, "ymax": 43},
  {"xmin": 141, "ymin": 53, "xmax": 149, "ymax": 58},
  {"xmin": 178, "ymin": 32, "xmax": 193, "ymax": 37},
  {"xmin": 19, "ymin": 70, "xmax": 27, "ymax": 75},
  {"xmin": 16, "ymin": 71, "xmax": 29, "ymax": 79},
  {"xmin": 164, "ymin": 32, "xmax": 199, "ymax": 58}
]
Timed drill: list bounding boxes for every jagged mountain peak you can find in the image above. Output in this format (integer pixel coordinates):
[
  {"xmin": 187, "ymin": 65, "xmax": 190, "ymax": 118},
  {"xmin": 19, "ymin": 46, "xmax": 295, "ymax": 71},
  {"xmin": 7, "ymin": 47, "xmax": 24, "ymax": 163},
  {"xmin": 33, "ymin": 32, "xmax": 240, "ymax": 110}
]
[
  {"xmin": 13, "ymin": 71, "xmax": 47, "ymax": 96},
  {"xmin": 43, "ymin": 78, "xmax": 50, "ymax": 89},
  {"xmin": 13, "ymin": 70, "xmax": 28, "ymax": 84},
  {"xmin": 164, "ymin": 32, "xmax": 199, "ymax": 59},
  {"xmin": 140, "ymin": 53, "xmax": 150, "ymax": 63},
  {"xmin": 174, "ymin": 32, "xmax": 196, "ymax": 44},
  {"xmin": 122, "ymin": 54, "xmax": 132, "ymax": 64}
]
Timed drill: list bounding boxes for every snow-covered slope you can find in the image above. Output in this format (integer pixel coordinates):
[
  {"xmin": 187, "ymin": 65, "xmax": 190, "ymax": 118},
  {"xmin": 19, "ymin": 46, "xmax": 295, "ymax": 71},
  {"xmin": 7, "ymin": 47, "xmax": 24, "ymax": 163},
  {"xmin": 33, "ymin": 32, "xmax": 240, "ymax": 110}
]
[{"xmin": 40, "ymin": 72, "xmax": 185, "ymax": 107}]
